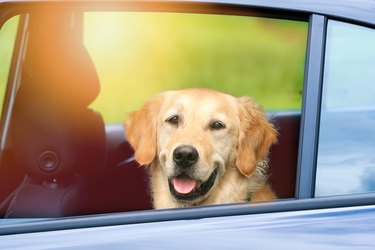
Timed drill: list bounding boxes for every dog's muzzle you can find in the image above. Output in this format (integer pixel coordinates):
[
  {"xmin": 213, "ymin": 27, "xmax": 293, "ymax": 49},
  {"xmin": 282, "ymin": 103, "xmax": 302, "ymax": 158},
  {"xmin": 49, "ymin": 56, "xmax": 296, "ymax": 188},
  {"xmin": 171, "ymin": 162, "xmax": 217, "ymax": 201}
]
[{"xmin": 169, "ymin": 145, "xmax": 217, "ymax": 203}]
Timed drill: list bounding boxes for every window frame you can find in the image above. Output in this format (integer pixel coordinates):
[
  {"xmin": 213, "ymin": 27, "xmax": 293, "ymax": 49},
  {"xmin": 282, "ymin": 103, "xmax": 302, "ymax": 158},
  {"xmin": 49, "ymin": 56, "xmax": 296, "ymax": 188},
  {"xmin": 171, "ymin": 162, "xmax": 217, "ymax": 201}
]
[
  {"xmin": 295, "ymin": 14, "xmax": 326, "ymax": 199},
  {"xmin": 0, "ymin": 0, "xmax": 375, "ymax": 236}
]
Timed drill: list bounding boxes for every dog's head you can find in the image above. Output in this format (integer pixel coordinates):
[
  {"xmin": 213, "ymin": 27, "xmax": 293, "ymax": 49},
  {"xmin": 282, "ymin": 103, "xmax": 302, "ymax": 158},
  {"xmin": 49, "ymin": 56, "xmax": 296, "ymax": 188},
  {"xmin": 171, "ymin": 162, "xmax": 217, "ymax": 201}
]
[{"xmin": 125, "ymin": 88, "xmax": 277, "ymax": 205}]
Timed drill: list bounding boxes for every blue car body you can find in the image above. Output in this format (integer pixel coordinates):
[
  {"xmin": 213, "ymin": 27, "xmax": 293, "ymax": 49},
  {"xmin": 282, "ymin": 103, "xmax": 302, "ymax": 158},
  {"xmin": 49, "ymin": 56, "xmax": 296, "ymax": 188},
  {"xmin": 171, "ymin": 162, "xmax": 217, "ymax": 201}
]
[
  {"xmin": 1, "ymin": 204, "xmax": 375, "ymax": 249},
  {"xmin": 0, "ymin": 0, "xmax": 375, "ymax": 248}
]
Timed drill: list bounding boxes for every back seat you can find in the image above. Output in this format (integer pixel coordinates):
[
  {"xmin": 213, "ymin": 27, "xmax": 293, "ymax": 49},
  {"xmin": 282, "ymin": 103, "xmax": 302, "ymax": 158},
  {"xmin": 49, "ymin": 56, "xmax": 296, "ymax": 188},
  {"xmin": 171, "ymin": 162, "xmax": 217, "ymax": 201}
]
[{"xmin": 268, "ymin": 111, "xmax": 300, "ymax": 199}]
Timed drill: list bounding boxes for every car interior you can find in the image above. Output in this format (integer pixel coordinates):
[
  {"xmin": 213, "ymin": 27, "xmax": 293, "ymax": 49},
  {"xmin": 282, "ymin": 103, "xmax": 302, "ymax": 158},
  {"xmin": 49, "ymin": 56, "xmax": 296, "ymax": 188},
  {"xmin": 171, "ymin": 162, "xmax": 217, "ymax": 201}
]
[{"xmin": 0, "ymin": 9, "xmax": 300, "ymax": 218}]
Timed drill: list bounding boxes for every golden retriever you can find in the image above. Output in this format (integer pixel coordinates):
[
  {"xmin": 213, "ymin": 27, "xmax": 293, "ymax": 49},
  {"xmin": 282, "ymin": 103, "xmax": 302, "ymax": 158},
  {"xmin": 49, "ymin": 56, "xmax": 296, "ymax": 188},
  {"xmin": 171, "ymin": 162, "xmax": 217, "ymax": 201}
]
[{"xmin": 125, "ymin": 88, "xmax": 277, "ymax": 209}]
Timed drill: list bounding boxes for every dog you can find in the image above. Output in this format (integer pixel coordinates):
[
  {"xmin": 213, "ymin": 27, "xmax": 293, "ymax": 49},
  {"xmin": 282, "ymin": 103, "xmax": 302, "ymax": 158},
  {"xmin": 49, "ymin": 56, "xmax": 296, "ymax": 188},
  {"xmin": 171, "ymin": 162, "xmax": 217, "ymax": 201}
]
[{"xmin": 125, "ymin": 88, "xmax": 278, "ymax": 209}]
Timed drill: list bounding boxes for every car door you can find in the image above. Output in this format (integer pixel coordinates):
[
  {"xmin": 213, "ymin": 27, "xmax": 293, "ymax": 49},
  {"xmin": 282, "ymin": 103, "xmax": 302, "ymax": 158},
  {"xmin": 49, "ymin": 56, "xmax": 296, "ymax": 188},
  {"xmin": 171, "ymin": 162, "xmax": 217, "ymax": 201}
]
[{"xmin": 0, "ymin": 1, "xmax": 375, "ymax": 248}]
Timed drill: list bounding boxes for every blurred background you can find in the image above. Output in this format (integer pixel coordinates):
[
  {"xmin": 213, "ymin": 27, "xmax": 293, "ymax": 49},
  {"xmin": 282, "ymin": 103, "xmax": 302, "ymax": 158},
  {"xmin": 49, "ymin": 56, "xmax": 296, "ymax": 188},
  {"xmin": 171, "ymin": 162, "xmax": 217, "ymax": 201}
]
[
  {"xmin": 1, "ymin": 12, "xmax": 307, "ymax": 124},
  {"xmin": 0, "ymin": 16, "xmax": 19, "ymax": 116}
]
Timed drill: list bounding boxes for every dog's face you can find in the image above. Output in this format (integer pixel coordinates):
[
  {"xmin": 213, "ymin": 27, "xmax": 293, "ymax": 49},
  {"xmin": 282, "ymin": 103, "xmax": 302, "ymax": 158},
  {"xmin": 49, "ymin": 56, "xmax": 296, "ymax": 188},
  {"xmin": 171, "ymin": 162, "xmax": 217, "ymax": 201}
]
[
  {"xmin": 125, "ymin": 88, "xmax": 277, "ymax": 206},
  {"xmin": 156, "ymin": 89, "xmax": 239, "ymax": 204}
]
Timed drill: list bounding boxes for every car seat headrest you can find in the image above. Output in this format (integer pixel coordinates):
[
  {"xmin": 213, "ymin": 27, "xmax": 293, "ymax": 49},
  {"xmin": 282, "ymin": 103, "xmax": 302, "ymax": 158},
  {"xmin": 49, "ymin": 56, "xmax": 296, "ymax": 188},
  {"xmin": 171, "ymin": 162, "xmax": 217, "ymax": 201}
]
[
  {"xmin": 22, "ymin": 11, "xmax": 100, "ymax": 106},
  {"xmin": 11, "ymin": 12, "xmax": 103, "ymax": 180}
]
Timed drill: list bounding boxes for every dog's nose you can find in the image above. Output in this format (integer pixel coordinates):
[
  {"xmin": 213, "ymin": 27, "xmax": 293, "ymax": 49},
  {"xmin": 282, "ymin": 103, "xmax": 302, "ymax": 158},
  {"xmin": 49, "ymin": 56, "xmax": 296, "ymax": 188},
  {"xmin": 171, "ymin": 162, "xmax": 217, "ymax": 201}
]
[{"xmin": 173, "ymin": 145, "xmax": 199, "ymax": 168}]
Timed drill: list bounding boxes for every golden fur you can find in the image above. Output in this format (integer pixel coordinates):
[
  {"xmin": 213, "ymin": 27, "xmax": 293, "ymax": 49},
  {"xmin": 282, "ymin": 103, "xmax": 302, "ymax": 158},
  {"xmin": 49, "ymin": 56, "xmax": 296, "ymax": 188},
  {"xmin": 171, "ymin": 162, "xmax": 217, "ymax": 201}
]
[{"xmin": 125, "ymin": 88, "xmax": 278, "ymax": 209}]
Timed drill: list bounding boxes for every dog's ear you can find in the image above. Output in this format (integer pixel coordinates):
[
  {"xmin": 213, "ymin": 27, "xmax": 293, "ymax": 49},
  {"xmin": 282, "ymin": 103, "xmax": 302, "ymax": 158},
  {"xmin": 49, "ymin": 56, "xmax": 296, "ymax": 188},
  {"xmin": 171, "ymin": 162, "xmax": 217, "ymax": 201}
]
[
  {"xmin": 236, "ymin": 96, "xmax": 278, "ymax": 177},
  {"xmin": 124, "ymin": 93, "xmax": 165, "ymax": 166}
]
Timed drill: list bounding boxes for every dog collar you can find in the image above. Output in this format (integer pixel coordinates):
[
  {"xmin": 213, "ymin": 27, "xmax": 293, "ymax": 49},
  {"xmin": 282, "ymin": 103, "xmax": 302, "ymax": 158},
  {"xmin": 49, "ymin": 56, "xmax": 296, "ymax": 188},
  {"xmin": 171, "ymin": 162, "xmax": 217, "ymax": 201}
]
[{"xmin": 244, "ymin": 193, "xmax": 252, "ymax": 202}]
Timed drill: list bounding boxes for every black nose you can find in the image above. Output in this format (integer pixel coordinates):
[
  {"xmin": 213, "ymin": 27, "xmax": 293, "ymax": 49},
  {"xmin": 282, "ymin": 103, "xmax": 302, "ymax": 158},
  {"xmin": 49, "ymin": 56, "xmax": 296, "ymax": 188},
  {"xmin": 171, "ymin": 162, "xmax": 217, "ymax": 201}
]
[{"xmin": 173, "ymin": 145, "xmax": 199, "ymax": 167}]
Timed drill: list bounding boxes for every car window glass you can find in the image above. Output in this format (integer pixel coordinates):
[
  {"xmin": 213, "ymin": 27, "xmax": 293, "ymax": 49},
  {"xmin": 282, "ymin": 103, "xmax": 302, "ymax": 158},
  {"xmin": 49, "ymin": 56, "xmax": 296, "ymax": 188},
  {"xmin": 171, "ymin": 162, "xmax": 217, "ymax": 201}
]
[
  {"xmin": 315, "ymin": 20, "xmax": 375, "ymax": 196},
  {"xmin": 83, "ymin": 13, "xmax": 307, "ymax": 124},
  {"xmin": 0, "ymin": 16, "xmax": 19, "ymax": 117}
]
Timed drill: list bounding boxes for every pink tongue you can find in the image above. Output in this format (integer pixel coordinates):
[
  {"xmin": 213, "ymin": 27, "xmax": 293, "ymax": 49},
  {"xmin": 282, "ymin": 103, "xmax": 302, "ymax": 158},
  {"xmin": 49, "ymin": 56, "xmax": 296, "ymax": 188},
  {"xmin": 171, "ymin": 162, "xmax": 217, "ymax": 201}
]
[{"xmin": 173, "ymin": 178, "xmax": 197, "ymax": 194}]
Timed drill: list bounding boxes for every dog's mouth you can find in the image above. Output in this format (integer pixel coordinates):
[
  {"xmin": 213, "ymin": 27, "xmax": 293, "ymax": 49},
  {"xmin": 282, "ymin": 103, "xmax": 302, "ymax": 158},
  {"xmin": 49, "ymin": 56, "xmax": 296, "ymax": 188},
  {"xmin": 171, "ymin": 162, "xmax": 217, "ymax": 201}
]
[{"xmin": 168, "ymin": 169, "xmax": 218, "ymax": 203}]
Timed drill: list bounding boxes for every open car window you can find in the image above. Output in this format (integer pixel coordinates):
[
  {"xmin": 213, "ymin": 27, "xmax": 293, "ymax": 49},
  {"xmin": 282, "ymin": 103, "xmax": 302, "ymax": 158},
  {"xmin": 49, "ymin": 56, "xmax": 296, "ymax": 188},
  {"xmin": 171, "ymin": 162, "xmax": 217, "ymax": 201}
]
[
  {"xmin": 0, "ymin": 4, "xmax": 308, "ymax": 222},
  {"xmin": 84, "ymin": 12, "xmax": 307, "ymax": 124}
]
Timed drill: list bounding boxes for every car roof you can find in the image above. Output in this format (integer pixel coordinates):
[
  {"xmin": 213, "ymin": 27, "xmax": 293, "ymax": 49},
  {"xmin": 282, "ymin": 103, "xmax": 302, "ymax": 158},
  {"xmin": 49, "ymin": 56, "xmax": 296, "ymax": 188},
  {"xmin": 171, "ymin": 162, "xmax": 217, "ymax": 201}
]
[
  {"xmin": 0, "ymin": 0, "xmax": 374, "ymax": 26},
  {"xmin": 201, "ymin": 0, "xmax": 375, "ymax": 24}
]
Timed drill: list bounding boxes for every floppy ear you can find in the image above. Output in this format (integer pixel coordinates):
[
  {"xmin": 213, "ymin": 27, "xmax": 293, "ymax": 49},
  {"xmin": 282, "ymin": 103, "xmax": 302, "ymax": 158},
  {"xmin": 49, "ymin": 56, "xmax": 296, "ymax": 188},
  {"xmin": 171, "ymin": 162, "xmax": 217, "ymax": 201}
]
[
  {"xmin": 236, "ymin": 96, "xmax": 278, "ymax": 177},
  {"xmin": 124, "ymin": 93, "xmax": 165, "ymax": 166}
]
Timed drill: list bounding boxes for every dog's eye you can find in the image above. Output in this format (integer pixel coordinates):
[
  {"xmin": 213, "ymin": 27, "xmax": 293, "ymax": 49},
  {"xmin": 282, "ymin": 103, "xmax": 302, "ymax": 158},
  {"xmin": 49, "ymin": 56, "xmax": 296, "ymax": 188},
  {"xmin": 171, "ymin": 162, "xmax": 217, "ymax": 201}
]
[
  {"xmin": 166, "ymin": 115, "xmax": 179, "ymax": 125},
  {"xmin": 210, "ymin": 121, "xmax": 225, "ymax": 130}
]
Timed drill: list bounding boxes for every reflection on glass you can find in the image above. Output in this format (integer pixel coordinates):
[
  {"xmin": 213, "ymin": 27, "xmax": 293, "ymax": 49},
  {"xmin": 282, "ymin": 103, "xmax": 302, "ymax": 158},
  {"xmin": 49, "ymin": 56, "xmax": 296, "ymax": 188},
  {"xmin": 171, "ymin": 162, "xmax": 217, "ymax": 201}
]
[{"xmin": 316, "ymin": 21, "xmax": 375, "ymax": 196}]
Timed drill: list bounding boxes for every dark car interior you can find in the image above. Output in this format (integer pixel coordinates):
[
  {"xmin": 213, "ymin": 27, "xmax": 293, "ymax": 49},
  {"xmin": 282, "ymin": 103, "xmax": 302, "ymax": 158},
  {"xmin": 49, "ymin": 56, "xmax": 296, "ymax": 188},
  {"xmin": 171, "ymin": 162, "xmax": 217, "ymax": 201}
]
[{"xmin": 0, "ymin": 10, "xmax": 300, "ymax": 218}]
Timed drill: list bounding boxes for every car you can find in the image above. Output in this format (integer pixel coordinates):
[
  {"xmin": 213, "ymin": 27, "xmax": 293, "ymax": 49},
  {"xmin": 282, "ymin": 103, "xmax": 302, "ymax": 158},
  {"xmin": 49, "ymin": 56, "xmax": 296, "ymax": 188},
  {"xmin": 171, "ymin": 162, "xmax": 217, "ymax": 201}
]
[{"xmin": 0, "ymin": 0, "xmax": 374, "ymax": 248}]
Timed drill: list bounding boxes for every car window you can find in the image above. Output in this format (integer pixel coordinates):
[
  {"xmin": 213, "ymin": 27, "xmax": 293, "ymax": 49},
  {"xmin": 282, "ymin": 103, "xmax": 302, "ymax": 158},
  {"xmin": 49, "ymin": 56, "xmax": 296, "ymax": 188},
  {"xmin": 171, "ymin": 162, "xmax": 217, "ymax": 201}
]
[
  {"xmin": 0, "ymin": 16, "xmax": 19, "ymax": 118},
  {"xmin": 0, "ymin": 9, "xmax": 307, "ymax": 220},
  {"xmin": 83, "ymin": 12, "xmax": 307, "ymax": 124},
  {"xmin": 315, "ymin": 20, "xmax": 375, "ymax": 196}
]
